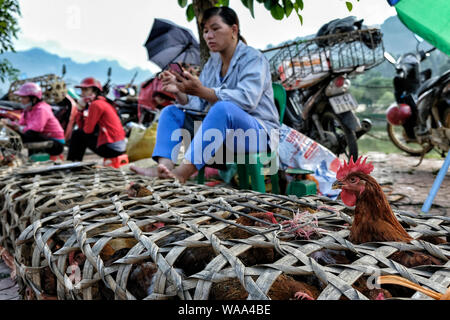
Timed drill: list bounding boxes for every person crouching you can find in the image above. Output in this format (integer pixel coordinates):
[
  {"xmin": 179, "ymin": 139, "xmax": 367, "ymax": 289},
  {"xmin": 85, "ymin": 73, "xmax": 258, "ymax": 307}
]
[
  {"xmin": 4, "ymin": 82, "xmax": 65, "ymax": 156},
  {"xmin": 67, "ymin": 77, "xmax": 126, "ymax": 161}
]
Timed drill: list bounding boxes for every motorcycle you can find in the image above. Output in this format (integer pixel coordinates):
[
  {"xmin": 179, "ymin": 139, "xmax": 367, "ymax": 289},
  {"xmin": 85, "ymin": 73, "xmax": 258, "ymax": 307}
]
[
  {"xmin": 282, "ymin": 69, "xmax": 372, "ymax": 161},
  {"xmin": 384, "ymin": 36, "xmax": 450, "ymax": 156},
  {"xmin": 111, "ymin": 71, "xmax": 140, "ymax": 128},
  {"xmin": 267, "ymin": 18, "xmax": 381, "ymax": 161},
  {"xmin": 100, "ymin": 68, "xmax": 143, "ymax": 135}
]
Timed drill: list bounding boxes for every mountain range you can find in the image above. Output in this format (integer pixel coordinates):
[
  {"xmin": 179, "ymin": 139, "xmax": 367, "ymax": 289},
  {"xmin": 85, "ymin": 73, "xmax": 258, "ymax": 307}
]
[{"xmin": 0, "ymin": 48, "xmax": 154, "ymax": 95}]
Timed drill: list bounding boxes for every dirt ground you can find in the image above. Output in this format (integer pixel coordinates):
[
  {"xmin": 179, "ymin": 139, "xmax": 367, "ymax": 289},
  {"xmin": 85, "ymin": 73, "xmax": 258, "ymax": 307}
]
[{"xmin": 365, "ymin": 151, "xmax": 449, "ymax": 216}]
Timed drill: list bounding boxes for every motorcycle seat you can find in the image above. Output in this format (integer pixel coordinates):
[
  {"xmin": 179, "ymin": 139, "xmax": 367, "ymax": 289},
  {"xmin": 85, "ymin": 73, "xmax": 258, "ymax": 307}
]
[
  {"xmin": 417, "ymin": 69, "xmax": 450, "ymax": 96},
  {"xmin": 418, "ymin": 77, "xmax": 439, "ymax": 96},
  {"xmin": 114, "ymin": 100, "xmax": 136, "ymax": 108},
  {"xmin": 0, "ymin": 100, "xmax": 24, "ymax": 110}
]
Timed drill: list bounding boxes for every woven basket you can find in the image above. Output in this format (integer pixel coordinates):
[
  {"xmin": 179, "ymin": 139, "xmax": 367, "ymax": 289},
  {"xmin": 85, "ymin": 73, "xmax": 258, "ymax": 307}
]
[
  {"xmin": 3, "ymin": 164, "xmax": 447, "ymax": 300},
  {"xmin": 0, "ymin": 163, "xmax": 154, "ymax": 254}
]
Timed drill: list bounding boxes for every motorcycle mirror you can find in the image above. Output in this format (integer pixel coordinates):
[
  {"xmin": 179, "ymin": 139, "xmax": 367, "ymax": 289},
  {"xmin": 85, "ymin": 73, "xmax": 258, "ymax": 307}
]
[
  {"xmin": 414, "ymin": 34, "xmax": 424, "ymax": 43},
  {"xmin": 62, "ymin": 64, "xmax": 66, "ymax": 77},
  {"xmin": 107, "ymin": 67, "xmax": 112, "ymax": 78},
  {"xmin": 384, "ymin": 52, "xmax": 396, "ymax": 65}
]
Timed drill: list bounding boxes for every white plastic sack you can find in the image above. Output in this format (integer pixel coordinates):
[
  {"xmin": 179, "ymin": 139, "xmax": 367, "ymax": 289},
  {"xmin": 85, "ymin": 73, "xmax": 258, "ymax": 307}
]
[
  {"xmin": 278, "ymin": 124, "xmax": 341, "ymax": 199},
  {"xmin": 278, "ymin": 52, "xmax": 330, "ymax": 90}
]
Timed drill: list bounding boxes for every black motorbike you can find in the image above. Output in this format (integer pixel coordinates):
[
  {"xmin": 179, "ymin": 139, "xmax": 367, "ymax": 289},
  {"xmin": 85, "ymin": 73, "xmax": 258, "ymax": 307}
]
[
  {"xmin": 384, "ymin": 38, "xmax": 450, "ymax": 156},
  {"xmin": 267, "ymin": 17, "xmax": 382, "ymax": 161},
  {"xmin": 102, "ymin": 68, "xmax": 140, "ymax": 135}
]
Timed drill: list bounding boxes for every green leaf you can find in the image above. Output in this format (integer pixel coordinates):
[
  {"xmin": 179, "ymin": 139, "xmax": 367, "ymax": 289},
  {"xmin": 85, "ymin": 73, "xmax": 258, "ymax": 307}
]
[
  {"xmin": 247, "ymin": 0, "xmax": 255, "ymax": 18},
  {"xmin": 177, "ymin": 0, "xmax": 188, "ymax": 8},
  {"xmin": 186, "ymin": 4, "xmax": 195, "ymax": 21},
  {"xmin": 219, "ymin": 0, "xmax": 230, "ymax": 6},
  {"xmin": 346, "ymin": 1, "xmax": 353, "ymax": 11},
  {"xmin": 296, "ymin": 0, "xmax": 303, "ymax": 10},
  {"xmin": 283, "ymin": 0, "xmax": 293, "ymax": 17},
  {"xmin": 270, "ymin": 4, "xmax": 285, "ymax": 20},
  {"xmin": 264, "ymin": 0, "xmax": 273, "ymax": 10},
  {"xmin": 295, "ymin": 9, "xmax": 303, "ymax": 25}
]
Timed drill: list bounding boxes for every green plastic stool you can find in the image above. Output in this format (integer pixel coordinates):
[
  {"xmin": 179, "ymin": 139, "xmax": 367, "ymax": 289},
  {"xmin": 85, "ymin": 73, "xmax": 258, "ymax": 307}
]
[
  {"xmin": 197, "ymin": 153, "xmax": 280, "ymax": 194},
  {"xmin": 235, "ymin": 152, "xmax": 280, "ymax": 194},
  {"xmin": 30, "ymin": 153, "xmax": 50, "ymax": 162},
  {"xmin": 285, "ymin": 168, "xmax": 318, "ymax": 197},
  {"xmin": 272, "ymin": 82, "xmax": 287, "ymax": 124},
  {"xmin": 197, "ymin": 83, "xmax": 287, "ymax": 193}
]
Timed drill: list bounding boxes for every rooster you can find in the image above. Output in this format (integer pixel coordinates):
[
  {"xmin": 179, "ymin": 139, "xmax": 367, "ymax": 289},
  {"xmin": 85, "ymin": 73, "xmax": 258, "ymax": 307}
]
[{"xmin": 332, "ymin": 156, "xmax": 443, "ymax": 267}]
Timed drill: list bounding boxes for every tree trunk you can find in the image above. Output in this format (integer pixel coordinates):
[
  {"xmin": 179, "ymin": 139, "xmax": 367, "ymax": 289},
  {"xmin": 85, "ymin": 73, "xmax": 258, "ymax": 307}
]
[{"xmin": 192, "ymin": 0, "xmax": 217, "ymax": 68}]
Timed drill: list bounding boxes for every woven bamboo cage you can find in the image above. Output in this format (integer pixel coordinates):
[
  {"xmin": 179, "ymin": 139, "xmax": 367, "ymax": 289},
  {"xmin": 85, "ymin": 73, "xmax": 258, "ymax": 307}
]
[
  {"xmin": 0, "ymin": 163, "xmax": 155, "ymax": 254},
  {"xmin": 3, "ymin": 164, "xmax": 448, "ymax": 300},
  {"xmin": 0, "ymin": 125, "xmax": 26, "ymax": 170},
  {"xmin": 8, "ymin": 74, "xmax": 67, "ymax": 105}
]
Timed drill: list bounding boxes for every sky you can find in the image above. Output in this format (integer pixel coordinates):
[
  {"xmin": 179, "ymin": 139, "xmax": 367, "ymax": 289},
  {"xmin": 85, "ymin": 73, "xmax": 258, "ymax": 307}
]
[{"xmin": 14, "ymin": 0, "xmax": 397, "ymax": 73}]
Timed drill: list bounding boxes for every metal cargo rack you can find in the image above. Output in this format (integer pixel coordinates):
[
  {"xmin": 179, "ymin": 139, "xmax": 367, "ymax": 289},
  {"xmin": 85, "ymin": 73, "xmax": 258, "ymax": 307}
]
[{"xmin": 264, "ymin": 28, "xmax": 385, "ymax": 91}]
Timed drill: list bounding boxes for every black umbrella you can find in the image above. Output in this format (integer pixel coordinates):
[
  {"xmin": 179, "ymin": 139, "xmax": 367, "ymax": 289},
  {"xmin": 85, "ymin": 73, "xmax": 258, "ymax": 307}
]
[{"xmin": 144, "ymin": 18, "xmax": 200, "ymax": 69}]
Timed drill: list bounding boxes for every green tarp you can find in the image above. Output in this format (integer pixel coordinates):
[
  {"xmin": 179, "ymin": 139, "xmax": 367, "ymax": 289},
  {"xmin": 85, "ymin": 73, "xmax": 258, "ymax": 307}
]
[{"xmin": 393, "ymin": 0, "xmax": 450, "ymax": 55}]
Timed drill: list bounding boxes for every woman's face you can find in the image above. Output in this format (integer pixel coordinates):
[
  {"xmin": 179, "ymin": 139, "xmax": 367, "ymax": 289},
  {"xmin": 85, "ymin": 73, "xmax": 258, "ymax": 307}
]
[
  {"xmin": 81, "ymin": 87, "xmax": 95, "ymax": 97},
  {"xmin": 20, "ymin": 96, "xmax": 31, "ymax": 105},
  {"xmin": 203, "ymin": 15, "xmax": 238, "ymax": 52}
]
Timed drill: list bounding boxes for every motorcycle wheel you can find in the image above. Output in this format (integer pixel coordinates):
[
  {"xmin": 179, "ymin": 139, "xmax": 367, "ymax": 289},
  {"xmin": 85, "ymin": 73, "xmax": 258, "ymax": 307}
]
[
  {"xmin": 321, "ymin": 111, "xmax": 358, "ymax": 161},
  {"xmin": 386, "ymin": 123, "xmax": 432, "ymax": 156}
]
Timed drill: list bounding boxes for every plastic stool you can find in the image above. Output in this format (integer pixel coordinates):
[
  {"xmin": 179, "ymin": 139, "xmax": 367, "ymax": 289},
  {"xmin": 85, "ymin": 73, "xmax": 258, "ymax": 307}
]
[
  {"xmin": 50, "ymin": 154, "xmax": 64, "ymax": 161},
  {"xmin": 30, "ymin": 153, "xmax": 50, "ymax": 162},
  {"xmin": 198, "ymin": 152, "xmax": 279, "ymax": 194},
  {"xmin": 285, "ymin": 168, "xmax": 318, "ymax": 197},
  {"xmin": 103, "ymin": 154, "xmax": 129, "ymax": 169}
]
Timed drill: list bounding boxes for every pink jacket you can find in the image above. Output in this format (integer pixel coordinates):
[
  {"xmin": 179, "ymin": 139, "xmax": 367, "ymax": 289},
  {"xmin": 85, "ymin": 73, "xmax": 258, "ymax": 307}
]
[{"xmin": 19, "ymin": 101, "xmax": 65, "ymax": 141}]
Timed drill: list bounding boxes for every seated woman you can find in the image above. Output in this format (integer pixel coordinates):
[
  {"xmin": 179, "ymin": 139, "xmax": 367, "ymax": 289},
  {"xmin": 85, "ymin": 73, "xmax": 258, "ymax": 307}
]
[
  {"xmin": 67, "ymin": 77, "xmax": 126, "ymax": 161},
  {"xmin": 4, "ymin": 82, "xmax": 65, "ymax": 156},
  {"xmin": 131, "ymin": 6, "xmax": 280, "ymax": 183}
]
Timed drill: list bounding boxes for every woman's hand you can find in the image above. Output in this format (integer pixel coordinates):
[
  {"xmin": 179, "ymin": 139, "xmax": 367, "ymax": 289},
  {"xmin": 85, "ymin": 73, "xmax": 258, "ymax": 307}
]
[
  {"xmin": 159, "ymin": 71, "xmax": 181, "ymax": 94},
  {"xmin": 171, "ymin": 71, "xmax": 218, "ymax": 104},
  {"xmin": 1, "ymin": 118, "xmax": 12, "ymax": 126},
  {"xmin": 1, "ymin": 118, "xmax": 17, "ymax": 129},
  {"xmin": 170, "ymin": 71, "xmax": 203, "ymax": 96}
]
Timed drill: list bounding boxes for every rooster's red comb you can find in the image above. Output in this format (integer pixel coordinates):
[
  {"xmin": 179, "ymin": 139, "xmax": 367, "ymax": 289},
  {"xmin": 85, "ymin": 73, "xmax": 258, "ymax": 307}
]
[{"xmin": 336, "ymin": 156, "xmax": 374, "ymax": 180}]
